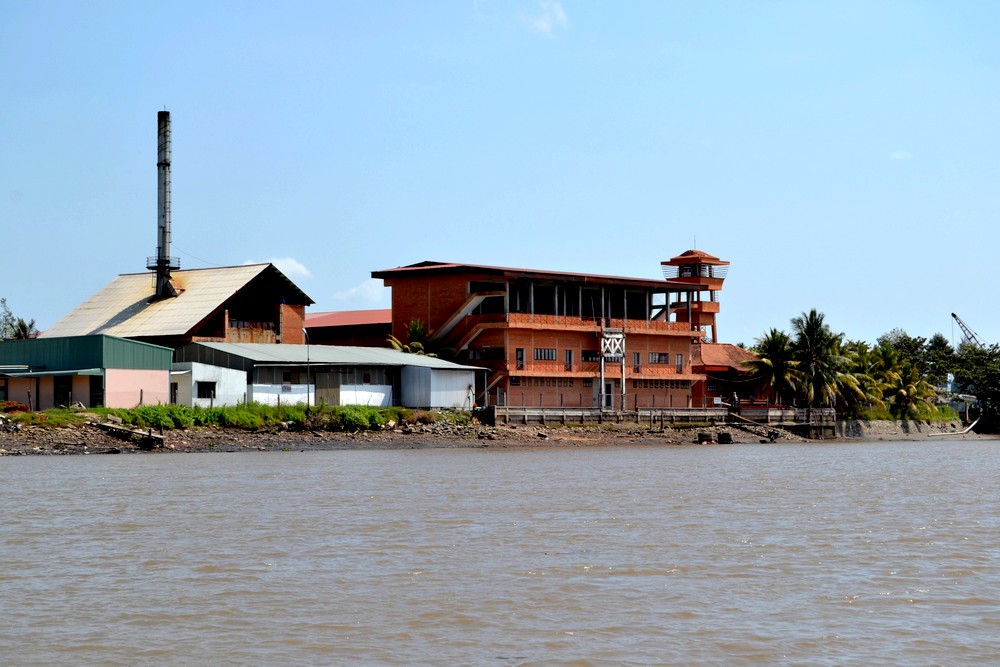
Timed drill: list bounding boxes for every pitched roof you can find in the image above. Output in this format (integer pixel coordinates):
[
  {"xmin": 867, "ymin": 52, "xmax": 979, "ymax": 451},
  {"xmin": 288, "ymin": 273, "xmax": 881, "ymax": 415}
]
[
  {"xmin": 662, "ymin": 249, "xmax": 730, "ymax": 266},
  {"xmin": 183, "ymin": 341, "xmax": 483, "ymax": 371},
  {"xmin": 305, "ymin": 309, "xmax": 392, "ymax": 328},
  {"xmin": 694, "ymin": 343, "xmax": 757, "ymax": 371},
  {"xmin": 40, "ymin": 264, "xmax": 313, "ymax": 339}
]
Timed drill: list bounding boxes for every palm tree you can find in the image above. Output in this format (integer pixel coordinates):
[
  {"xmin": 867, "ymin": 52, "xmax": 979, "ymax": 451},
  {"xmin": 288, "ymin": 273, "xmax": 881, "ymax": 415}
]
[
  {"xmin": 745, "ymin": 328, "xmax": 797, "ymax": 405},
  {"xmin": 884, "ymin": 361, "xmax": 936, "ymax": 419},
  {"xmin": 388, "ymin": 319, "xmax": 433, "ymax": 355},
  {"xmin": 789, "ymin": 309, "xmax": 852, "ymax": 408},
  {"xmin": 11, "ymin": 318, "xmax": 37, "ymax": 340},
  {"xmin": 387, "ymin": 318, "xmax": 453, "ymax": 358},
  {"xmin": 843, "ymin": 340, "xmax": 887, "ymax": 414}
]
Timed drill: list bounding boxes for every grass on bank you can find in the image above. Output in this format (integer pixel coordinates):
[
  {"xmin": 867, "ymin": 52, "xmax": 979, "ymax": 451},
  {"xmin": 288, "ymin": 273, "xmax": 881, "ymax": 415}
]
[
  {"xmin": 3, "ymin": 400, "xmax": 961, "ymax": 432},
  {"xmin": 2, "ymin": 402, "xmax": 473, "ymax": 433},
  {"xmin": 852, "ymin": 404, "xmax": 959, "ymax": 422}
]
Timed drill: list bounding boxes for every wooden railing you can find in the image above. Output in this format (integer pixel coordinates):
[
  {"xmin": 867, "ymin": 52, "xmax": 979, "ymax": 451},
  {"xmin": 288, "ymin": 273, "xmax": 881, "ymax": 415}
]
[{"xmin": 488, "ymin": 406, "xmax": 836, "ymax": 426}]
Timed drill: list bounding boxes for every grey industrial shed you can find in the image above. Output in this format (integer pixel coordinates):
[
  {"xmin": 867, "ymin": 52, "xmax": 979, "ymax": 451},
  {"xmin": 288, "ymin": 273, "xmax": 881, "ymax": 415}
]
[{"xmin": 173, "ymin": 342, "xmax": 485, "ymax": 409}]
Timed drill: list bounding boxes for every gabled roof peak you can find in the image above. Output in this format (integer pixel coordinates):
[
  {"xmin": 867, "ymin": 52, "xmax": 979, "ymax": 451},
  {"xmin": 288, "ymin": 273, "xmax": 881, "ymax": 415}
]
[{"xmin": 663, "ymin": 249, "xmax": 729, "ymax": 266}]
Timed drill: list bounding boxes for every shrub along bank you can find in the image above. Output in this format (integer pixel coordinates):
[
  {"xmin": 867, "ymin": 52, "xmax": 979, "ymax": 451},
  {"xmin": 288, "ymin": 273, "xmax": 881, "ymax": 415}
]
[{"xmin": 4, "ymin": 403, "xmax": 472, "ymax": 433}]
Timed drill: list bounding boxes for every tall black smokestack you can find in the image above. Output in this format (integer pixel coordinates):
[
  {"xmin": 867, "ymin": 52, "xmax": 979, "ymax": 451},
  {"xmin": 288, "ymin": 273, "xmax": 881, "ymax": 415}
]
[{"xmin": 148, "ymin": 110, "xmax": 179, "ymax": 298}]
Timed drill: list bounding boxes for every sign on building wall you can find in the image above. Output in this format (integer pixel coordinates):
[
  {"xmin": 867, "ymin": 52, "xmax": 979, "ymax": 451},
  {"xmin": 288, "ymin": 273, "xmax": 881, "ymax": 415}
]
[{"xmin": 601, "ymin": 329, "xmax": 624, "ymax": 361}]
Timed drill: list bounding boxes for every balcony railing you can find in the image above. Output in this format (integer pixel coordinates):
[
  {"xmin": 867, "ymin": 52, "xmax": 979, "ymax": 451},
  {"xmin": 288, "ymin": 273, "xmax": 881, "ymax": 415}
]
[{"xmin": 506, "ymin": 313, "xmax": 692, "ymax": 333}]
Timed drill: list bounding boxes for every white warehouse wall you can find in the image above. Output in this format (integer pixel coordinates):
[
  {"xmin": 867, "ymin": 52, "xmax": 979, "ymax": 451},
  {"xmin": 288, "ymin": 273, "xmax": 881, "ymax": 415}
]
[{"xmin": 172, "ymin": 362, "xmax": 248, "ymax": 407}]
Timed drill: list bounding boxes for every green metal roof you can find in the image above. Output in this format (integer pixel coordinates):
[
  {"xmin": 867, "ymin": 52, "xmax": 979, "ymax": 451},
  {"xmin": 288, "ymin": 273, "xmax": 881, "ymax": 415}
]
[
  {"xmin": 0, "ymin": 335, "xmax": 172, "ymax": 372},
  {"xmin": 0, "ymin": 368, "xmax": 104, "ymax": 378}
]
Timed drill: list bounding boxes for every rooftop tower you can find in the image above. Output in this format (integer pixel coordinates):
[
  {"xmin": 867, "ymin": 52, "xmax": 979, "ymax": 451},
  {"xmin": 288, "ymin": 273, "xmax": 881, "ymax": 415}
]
[{"xmin": 661, "ymin": 249, "xmax": 729, "ymax": 343}]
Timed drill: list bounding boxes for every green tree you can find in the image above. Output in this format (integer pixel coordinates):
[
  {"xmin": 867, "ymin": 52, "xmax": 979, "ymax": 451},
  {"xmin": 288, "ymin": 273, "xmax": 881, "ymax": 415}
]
[
  {"xmin": 387, "ymin": 318, "xmax": 453, "ymax": 358},
  {"xmin": 876, "ymin": 328, "xmax": 955, "ymax": 389},
  {"xmin": 746, "ymin": 328, "xmax": 797, "ymax": 405},
  {"xmin": 883, "ymin": 361, "xmax": 936, "ymax": 419},
  {"xmin": 953, "ymin": 343, "xmax": 1000, "ymax": 432},
  {"xmin": 877, "ymin": 328, "xmax": 927, "ymax": 370},
  {"xmin": 923, "ymin": 333, "xmax": 955, "ymax": 388},
  {"xmin": 843, "ymin": 340, "xmax": 886, "ymax": 415},
  {"xmin": 790, "ymin": 309, "xmax": 853, "ymax": 408},
  {"xmin": 0, "ymin": 299, "xmax": 37, "ymax": 340}
]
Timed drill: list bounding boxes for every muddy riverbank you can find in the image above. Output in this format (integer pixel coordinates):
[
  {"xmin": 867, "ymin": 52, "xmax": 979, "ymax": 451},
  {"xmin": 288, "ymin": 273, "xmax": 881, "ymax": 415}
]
[{"xmin": 0, "ymin": 417, "xmax": 990, "ymax": 456}]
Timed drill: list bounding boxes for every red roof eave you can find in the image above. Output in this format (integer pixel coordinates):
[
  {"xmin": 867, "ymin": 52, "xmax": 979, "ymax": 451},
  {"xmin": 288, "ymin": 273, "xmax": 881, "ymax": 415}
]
[{"xmin": 371, "ymin": 261, "xmax": 707, "ymax": 291}]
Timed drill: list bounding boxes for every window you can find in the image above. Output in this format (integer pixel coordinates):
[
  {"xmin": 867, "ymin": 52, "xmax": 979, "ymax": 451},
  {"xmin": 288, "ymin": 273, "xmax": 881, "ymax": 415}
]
[
  {"xmin": 197, "ymin": 382, "xmax": 217, "ymax": 399},
  {"xmin": 676, "ymin": 353, "xmax": 685, "ymax": 374},
  {"xmin": 582, "ymin": 349, "xmax": 600, "ymax": 363},
  {"xmin": 564, "ymin": 349, "xmax": 574, "ymax": 371},
  {"xmin": 510, "ymin": 376, "xmax": 521, "ymax": 386},
  {"xmin": 649, "ymin": 352, "xmax": 670, "ymax": 364},
  {"xmin": 534, "ymin": 348, "xmax": 556, "ymax": 361},
  {"xmin": 470, "ymin": 347, "xmax": 505, "ymax": 361},
  {"xmin": 362, "ymin": 372, "xmax": 372, "ymax": 384},
  {"xmin": 583, "ymin": 378, "xmax": 593, "ymax": 388},
  {"xmin": 632, "ymin": 352, "xmax": 641, "ymax": 372},
  {"xmin": 516, "ymin": 348, "xmax": 525, "ymax": 370}
]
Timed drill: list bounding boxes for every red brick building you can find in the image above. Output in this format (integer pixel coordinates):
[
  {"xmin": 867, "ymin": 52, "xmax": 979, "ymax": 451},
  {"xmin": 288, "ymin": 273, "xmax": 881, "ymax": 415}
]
[
  {"xmin": 304, "ymin": 309, "xmax": 392, "ymax": 347},
  {"xmin": 373, "ymin": 254, "xmax": 732, "ymax": 409},
  {"xmin": 693, "ymin": 342, "xmax": 761, "ymax": 407}
]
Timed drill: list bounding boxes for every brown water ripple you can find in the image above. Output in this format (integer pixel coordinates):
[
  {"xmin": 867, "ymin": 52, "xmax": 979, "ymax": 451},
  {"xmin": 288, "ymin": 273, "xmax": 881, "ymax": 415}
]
[{"xmin": 3, "ymin": 441, "xmax": 1000, "ymax": 665}]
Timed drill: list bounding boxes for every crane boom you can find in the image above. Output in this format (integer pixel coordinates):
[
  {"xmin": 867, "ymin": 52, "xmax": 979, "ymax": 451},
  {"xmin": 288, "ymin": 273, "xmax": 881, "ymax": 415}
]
[{"xmin": 951, "ymin": 312, "xmax": 985, "ymax": 347}]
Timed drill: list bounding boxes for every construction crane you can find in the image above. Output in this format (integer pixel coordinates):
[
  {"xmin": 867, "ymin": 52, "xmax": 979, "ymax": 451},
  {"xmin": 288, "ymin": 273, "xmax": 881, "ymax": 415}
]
[{"xmin": 951, "ymin": 312, "xmax": 985, "ymax": 348}]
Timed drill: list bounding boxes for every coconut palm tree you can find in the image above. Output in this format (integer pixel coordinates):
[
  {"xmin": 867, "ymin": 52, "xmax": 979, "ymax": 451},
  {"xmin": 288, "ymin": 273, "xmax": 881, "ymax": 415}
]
[
  {"xmin": 790, "ymin": 309, "xmax": 852, "ymax": 408},
  {"xmin": 746, "ymin": 328, "xmax": 797, "ymax": 405},
  {"xmin": 387, "ymin": 318, "xmax": 454, "ymax": 359},
  {"xmin": 884, "ymin": 361, "xmax": 936, "ymax": 419},
  {"xmin": 11, "ymin": 318, "xmax": 37, "ymax": 340},
  {"xmin": 843, "ymin": 340, "xmax": 887, "ymax": 414},
  {"xmin": 387, "ymin": 319, "xmax": 434, "ymax": 355}
]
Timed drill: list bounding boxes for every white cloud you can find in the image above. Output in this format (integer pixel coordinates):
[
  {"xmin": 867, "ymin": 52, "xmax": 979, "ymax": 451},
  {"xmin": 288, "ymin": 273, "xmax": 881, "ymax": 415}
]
[
  {"xmin": 889, "ymin": 150, "xmax": 913, "ymax": 160},
  {"xmin": 522, "ymin": 1, "xmax": 568, "ymax": 36},
  {"xmin": 332, "ymin": 278, "xmax": 390, "ymax": 307},
  {"xmin": 244, "ymin": 257, "xmax": 312, "ymax": 279}
]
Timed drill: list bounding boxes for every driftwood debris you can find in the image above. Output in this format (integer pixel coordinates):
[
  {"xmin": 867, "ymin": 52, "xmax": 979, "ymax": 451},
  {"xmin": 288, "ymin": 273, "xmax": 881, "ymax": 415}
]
[{"xmin": 91, "ymin": 422, "xmax": 165, "ymax": 450}]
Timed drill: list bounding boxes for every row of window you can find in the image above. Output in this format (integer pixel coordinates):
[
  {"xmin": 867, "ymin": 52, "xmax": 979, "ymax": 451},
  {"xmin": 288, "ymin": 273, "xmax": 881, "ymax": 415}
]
[
  {"xmin": 514, "ymin": 348, "xmax": 684, "ymax": 371},
  {"xmin": 509, "ymin": 377, "xmax": 690, "ymax": 391},
  {"xmin": 510, "ymin": 376, "xmax": 577, "ymax": 388},
  {"xmin": 632, "ymin": 379, "xmax": 691, "ymax": 390}
]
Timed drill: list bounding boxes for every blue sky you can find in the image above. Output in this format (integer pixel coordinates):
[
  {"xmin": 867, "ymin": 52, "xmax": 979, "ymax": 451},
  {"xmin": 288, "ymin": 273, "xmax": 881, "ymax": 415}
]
[{"xmin": 3, "ymin": 1, "xmax": 999, "ymax": 347}]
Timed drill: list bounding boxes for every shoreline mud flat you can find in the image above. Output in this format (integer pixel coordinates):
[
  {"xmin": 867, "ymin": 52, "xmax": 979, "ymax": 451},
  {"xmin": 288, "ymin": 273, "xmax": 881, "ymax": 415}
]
[{"xmin": 0, "ymin": 418, "xmax": 992, "ymax": 456}]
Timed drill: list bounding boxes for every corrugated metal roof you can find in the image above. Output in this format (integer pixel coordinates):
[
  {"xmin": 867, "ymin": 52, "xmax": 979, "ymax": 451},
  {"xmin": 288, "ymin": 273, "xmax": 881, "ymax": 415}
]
[
  {"xmin": 305, "ymin": 309, "xmax": 392, "ymax": 328},
  {"xmin": 0, "ymin": 368, "xmax": 104, "ymax": 378},
  {"xmin": 0, "ymin": 335, "xmax": 172, "ymax": 371},
  {"xmin": 185, "ymin": 342, "xmax": 484, "ymax": 371},
  {"xmin": 41, "ymin": 264, "xmax": 311, "ymax": 338}
]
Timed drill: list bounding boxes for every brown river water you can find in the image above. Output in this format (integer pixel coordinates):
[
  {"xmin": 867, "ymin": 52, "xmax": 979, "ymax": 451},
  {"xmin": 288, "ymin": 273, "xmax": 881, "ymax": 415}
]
[{"xmin": 3, "ymin": 439, "xmax": 1000, "ymax": 666}]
